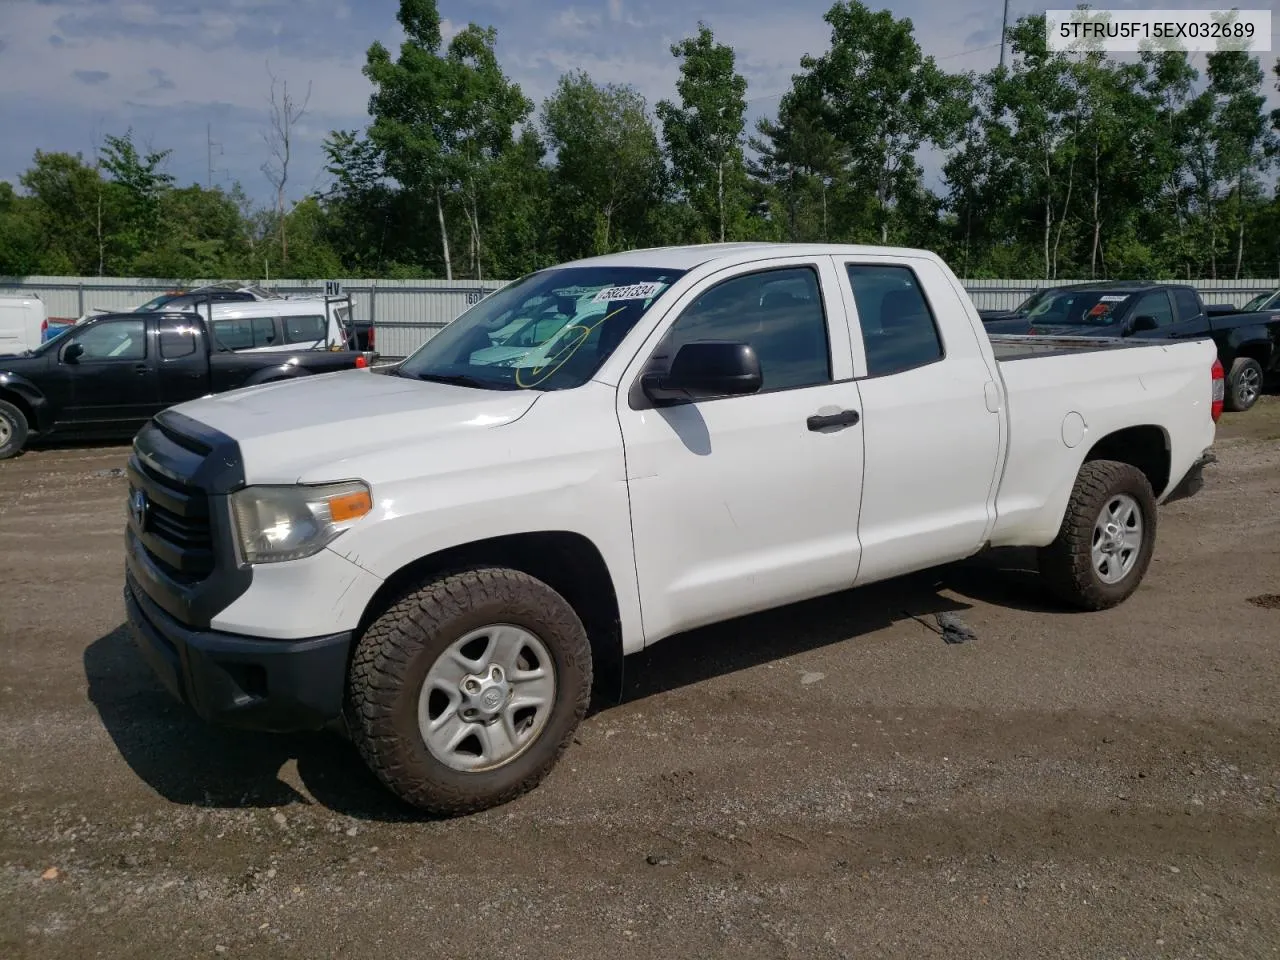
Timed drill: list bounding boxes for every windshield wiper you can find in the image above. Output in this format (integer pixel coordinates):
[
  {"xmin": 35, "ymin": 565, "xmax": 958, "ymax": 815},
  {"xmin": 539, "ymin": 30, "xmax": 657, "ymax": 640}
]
[{"xmin": 411, "ymin": 372, "xmax": 518, "ymax": 390}]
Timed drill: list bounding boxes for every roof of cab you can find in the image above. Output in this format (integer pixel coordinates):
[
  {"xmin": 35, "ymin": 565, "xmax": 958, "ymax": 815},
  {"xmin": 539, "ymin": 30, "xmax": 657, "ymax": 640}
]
[{"xmin": 553, "ymin": 241, "xmax": 943, "ymax": 272}]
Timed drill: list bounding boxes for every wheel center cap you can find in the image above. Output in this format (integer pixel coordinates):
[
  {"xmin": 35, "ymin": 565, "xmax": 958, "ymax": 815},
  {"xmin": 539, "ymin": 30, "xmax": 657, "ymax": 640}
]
[{"xmin": 462, "ymin": 666, "xmax": 509, "ymax": 719}]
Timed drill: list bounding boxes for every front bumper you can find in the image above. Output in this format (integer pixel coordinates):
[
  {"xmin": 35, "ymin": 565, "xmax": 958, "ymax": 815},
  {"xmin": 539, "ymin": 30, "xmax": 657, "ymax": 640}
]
[
  {"xmin": 125, "ymin": 569, "xmax": 352, "ymax": 732},
  {"xmin": 1163, "ymin": 450, "xmax": 1217, "ymax": 505}
]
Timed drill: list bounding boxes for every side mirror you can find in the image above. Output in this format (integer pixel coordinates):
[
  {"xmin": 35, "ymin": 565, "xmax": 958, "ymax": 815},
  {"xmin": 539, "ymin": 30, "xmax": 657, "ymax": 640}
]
[
  {"xmin": 1129, "ymin": 314, "xmax": 1160, "ymax": 333},
  {"xmin": 62, "ymin": 342, "xmax": 85, "ymax": 363},
  {"xmin": 642, "ymin": 341, "xmax": 763, "ymax": 403}
]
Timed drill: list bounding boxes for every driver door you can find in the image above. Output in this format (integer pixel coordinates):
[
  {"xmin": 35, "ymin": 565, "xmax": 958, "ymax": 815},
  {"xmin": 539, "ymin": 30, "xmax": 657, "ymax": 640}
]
[
  {"xmin": 59, "ymin": 317, "xmax": 159, "ymax": 432},
  {"xmin": 616, "ymin": 257, "xmax": 866, "ymax": 643}
]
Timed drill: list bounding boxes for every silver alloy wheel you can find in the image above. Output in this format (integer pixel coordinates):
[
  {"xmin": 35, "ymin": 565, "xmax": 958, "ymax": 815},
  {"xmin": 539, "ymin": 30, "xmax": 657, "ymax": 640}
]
[
  {"xmin": 1091, "ymin": 493, "xmax": 1143, "ymax": 584},
  {"xmin": 0, "ymin": 417, "xmax": 10, "ymax": 446},
  {"xmin": 1237, "ymin": 364, "xmax": 1261, "ymax": 406},
  {"xmin": 417, "ymin": 623, "xmax": 557, "ymax": 772}
]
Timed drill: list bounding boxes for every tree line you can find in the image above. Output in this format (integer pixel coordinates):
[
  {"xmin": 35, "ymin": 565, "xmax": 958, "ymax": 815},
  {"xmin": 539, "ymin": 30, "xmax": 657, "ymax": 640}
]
[{"xmin": 2, "ymin": 0, "xmax": 1279, "ymax": 283}]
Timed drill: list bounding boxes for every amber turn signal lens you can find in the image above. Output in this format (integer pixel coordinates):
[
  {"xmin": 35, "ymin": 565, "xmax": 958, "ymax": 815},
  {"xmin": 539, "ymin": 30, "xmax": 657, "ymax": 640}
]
[{"xmin": 327, "ymin": 490, "xmax": 372, "ymax": 523}]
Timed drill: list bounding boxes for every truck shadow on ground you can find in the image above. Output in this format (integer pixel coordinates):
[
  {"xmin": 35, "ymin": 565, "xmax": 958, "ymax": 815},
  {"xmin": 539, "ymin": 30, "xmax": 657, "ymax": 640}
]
[{"xmin": 83, "ymin": 546, "xmax": 1062, "ymax": 823}]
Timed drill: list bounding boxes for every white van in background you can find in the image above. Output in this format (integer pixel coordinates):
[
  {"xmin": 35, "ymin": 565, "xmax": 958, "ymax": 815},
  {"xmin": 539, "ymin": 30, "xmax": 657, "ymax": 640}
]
[
  {"xmin": 0, "ymin": 296, "xmax": 48, "ymax": 355},
  {"xmin": 201, "ymin": 297, "xmax": 353, "ymax": 353}
]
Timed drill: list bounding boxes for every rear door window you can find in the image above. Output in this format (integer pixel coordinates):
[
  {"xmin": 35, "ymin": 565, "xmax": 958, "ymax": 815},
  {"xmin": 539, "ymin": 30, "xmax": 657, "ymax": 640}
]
[
  {"xmin": 283, "ymin": 314, "xmax": 326, "ymax": 343},
  {"xmin": 212, "ymin": 316, "xmax": 279, "ymax": 350}
]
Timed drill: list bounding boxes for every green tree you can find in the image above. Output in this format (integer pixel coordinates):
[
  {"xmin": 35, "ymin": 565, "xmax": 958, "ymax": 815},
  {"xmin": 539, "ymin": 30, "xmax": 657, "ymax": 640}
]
[
  {"xmin": 790, "ymin": 0, "xmax": 968, "ymax": 244},
  {"xmin": 540, "ymin": 70, "xmax": 666, "ymax": 259},
  {"xmin": 363, "ymin": 0, "xmax": 464, "ymax": 278},
  {"xmin": 100, "ymin": 129, "xmax": 175, "ymax": 272},
  {"xmin": 656, "ymin": 23, "xmax": 749, "ymax": 243},
  {"xmin": 1207, "ymin": 51, "xmax": 1275, "ymax": 277}
]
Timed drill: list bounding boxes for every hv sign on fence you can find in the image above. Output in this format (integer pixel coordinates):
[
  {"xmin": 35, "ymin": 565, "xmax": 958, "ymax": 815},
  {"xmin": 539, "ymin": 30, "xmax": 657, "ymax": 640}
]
[{"xmin": 324, "ymin": 280, "xmax": 343, "ymax": 296}]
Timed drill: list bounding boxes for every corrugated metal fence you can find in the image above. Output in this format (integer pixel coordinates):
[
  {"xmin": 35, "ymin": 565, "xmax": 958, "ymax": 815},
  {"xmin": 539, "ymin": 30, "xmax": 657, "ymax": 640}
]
[{"xmin": 3, "ymin": 274, "xmax": 1276, "ymax": 359}]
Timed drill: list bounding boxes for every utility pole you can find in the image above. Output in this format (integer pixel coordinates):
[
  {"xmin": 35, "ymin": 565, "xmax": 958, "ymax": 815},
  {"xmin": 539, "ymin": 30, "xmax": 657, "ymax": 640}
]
[
  {"xmin": 206, "ymin": 123, "xmax": 223, "ymax": 188},
  {"xmin": 999, "ymin": 0, "xmax": 1011, "ymax": 69}
]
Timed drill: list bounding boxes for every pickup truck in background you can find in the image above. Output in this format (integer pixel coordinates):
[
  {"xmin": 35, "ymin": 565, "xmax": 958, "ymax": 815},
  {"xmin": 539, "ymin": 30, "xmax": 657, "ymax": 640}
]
[
  {"xmin": 984, "ymin": 280, "xmax": 1279, "ymax": 412},
  {"xmin": 121, "ymin": 242, "xmax": 1221, "ymax": 817},
  {"xmin": 0, "ymin": 310, "xmax": 375, "ymax": 459}
]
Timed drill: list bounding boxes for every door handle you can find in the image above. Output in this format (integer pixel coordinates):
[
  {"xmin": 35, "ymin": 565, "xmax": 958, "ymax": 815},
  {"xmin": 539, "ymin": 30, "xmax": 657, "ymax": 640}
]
[
  {"xmin": 807, "ymin": 409, "xmax": 860, "ymax": 431},
  {"xmin": 134, "ymin": 363, "xmax": 149, "ymax": 374}
]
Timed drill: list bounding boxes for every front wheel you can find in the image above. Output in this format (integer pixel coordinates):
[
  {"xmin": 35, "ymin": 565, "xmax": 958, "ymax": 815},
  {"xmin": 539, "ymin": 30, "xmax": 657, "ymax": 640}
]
[
  {"xmin": 0, "ymin": 399, "xmax": 30, "ymax": 460},
  {"xmin": 345, "ymin": 567, "xmax": 592, "ymax": 816},
  {"xmin": 1038, "ymin": 460, "xmax": 1158, "ymax": 611}
]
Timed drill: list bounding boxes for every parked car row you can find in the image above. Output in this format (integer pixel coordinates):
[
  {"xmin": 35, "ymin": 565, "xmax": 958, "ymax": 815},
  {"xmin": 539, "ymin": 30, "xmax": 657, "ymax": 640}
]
[
  {"xmin": 0, "ymin": 309, "xmax": 377, "ymax": 459},
  {"xmin": 979, "ymin": 281, "xmax": 1280, "ymax": 412},
  {"xmin": 28, "ymin": 280, "xmax": 377, "ymax": 353}
]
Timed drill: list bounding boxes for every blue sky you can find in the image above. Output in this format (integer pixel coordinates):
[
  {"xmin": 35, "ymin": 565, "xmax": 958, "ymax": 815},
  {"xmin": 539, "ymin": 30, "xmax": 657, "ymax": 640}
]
[{"xmin": 0, "ymin": 0, "xmax": 1275, "ymax": 206}]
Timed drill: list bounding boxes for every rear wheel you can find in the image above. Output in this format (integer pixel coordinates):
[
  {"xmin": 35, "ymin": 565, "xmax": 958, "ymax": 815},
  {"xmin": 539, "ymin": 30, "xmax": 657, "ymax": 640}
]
[
  {"xmin": 1038, "ymin": 460, "xmax": 1157, "ymax": 611},
  {"xmin": 1225, "ymin": 357, "xmax": 1263, "ymax": 412},
  {"xmin": 0, "ymin": 399, "xmax": 29, "ymax": 460},
  {"xmin": 345, "ymin": 566, "xmax": 592, "ymax": 816}
]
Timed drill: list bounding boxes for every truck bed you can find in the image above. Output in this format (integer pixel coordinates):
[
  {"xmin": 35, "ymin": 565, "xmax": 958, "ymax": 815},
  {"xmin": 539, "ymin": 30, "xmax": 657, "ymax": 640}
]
[{"xmin": 988, "ymin": 334, "xmax": 1184, "ymax": 363}]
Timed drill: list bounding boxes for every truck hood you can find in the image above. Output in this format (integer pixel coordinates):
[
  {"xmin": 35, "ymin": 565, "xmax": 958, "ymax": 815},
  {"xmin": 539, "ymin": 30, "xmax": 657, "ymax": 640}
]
[{"xmin": 169, "ymin": 369, "xmax": 540, "ymax": 482}]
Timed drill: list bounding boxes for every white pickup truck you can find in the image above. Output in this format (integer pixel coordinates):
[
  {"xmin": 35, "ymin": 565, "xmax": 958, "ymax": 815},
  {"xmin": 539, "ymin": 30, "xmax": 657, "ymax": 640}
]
[{"xmin": 122, "ymin": 242, "xmax": 1221, "ymax": 815}]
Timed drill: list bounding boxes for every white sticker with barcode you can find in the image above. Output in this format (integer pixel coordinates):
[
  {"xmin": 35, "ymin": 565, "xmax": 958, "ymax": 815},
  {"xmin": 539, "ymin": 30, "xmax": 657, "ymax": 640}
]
[{"xmin": 592, "ymin": 282, "xmax": 664, "ymax": 302}]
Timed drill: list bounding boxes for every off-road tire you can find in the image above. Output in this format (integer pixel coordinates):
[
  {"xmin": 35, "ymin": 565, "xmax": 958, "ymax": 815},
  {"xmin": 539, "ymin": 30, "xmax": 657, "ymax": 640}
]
[
  {"xmin": 1037, "ymin": 460, "xmax": 1158, "ymax": 611},
  {"xmin": 345, "ymin": 566, "xmax": 592, "ymax": 816},
  {"xmin": 0, "ymin": 399, "xmax": 29, "ymax": 460},
  {"xmin": 1224, "ymin": 357, "xmax": 1263, "ymax": 413}
]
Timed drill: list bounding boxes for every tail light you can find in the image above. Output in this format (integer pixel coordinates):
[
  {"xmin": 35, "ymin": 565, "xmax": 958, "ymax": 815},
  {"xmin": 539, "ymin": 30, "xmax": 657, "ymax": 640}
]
[
  {"xmin": 41, "ymin": 317, "xmax": 48, "ymax": 340},
  {"xmin": 354, "ymin": 354, "xmax": 368, "ymax": 369},
  {"xmin": 1210, "ymin": 357, "xmax": 1224, "ymax": 422}
]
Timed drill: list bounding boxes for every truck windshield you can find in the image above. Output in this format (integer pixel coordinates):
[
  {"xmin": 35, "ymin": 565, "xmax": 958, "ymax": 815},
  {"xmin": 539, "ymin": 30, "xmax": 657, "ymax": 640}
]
[
  {"xmin": 395, "ymin": 266, "xmax": 686, "ymax": 391},
  {"xmin": 1240, "ymin": 291, "xmax": 1278, "ymax": 312},
  {"xmin": 1025, "ymin": 289, "xmax": 1132, "ymax": 326}
]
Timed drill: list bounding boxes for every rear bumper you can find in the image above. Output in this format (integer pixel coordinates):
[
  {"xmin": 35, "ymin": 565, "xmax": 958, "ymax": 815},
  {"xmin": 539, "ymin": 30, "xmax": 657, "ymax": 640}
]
[
  {"xmin": 1163, "ymin": 450, "xmax": 1217, "ymax": 505},
  {"xmin": 124, "ymin": 570, "xmax": 352, "ymax": 732}
]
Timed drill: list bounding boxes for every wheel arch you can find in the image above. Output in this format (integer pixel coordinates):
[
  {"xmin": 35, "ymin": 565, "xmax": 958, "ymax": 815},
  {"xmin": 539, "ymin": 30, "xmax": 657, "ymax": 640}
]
[
  {"xmin": 354, "ymin": 531, "xmax": 624, "ymax": 700},
  {"xmin": 0, "ymin": 384, "xmax": 44, "ymax": 434},
  {"xmin": 1081, "ymin": 424, "xmax": 1171, "ymax": 499}
]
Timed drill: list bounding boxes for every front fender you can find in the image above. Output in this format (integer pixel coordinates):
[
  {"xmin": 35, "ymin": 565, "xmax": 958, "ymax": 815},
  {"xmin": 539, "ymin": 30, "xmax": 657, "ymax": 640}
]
[{"xmin": 0, "ymin": 371, "xmax": 52, "ymax": 432}]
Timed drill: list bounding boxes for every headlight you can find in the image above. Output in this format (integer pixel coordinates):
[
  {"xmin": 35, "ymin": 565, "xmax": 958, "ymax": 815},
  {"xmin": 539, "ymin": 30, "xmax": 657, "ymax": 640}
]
[{"xmin": 230, "ymin": 481, "xmax": 372, "ymax": 564}]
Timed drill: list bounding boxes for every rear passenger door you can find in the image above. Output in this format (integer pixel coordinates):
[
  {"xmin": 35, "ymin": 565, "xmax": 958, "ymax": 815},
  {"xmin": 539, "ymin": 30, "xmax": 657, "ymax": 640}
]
[
  {"xmin": 835, "ymin": 257, "xmax": 1004, "ymax": 586},
  {"xmin": 1162, "ymin": 287, "xmax": 1214, "ymax": 340},
  {"xmin": 156, "ymin": 316, "xmax": 211, "ymax": 408},
  {"xmin": 617, "ymin": 257, "xmax": 866, "ymax": 642}
]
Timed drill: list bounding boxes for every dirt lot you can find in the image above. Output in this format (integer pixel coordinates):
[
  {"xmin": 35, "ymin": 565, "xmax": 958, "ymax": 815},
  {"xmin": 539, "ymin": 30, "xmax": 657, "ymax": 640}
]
[{"xmin": 2, "ymin": 399, "xmax": 1279, "ymax": 960}]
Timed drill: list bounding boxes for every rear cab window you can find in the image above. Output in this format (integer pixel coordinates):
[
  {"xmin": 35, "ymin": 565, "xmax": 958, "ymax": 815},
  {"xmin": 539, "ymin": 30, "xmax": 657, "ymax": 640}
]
[{"xmin": 844, "ymin": 264, "xmax": 944, "ymax": 377}]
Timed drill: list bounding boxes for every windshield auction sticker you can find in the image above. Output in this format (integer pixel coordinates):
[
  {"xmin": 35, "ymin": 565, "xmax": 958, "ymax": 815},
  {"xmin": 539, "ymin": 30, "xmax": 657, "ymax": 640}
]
[
  {"xmin": 592, "ymin": 282, "xmax": 665, "ymax": 302},
  {"xmin": 1046, "ymin": 8, "xmax": 1270, "ymax": 53}
]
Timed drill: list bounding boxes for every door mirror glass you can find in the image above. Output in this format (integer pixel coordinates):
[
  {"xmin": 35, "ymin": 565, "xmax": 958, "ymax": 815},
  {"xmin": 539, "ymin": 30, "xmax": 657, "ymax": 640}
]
[
  {"xmin": 1129, "ymin": 314, "xmax": 1160, "ymax": 333},
  {"xmin": 643, "ymin": 341, "xmax": 763, "ymax": 402},
  {"xmin": 62, "ymin": 342, "xmax": 84, "ymax": 363}
]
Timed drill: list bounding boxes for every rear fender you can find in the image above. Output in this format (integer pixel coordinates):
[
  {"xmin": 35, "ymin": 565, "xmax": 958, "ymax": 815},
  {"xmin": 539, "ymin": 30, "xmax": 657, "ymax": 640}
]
[{"xmin": 1218, "ymin": 324, "xmax": 1276, "ymax": 370}]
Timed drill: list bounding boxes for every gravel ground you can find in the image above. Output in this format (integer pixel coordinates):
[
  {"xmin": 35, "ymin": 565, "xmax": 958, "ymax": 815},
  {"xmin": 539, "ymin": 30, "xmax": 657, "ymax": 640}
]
[{"xmin": 2, "ymin": 398, "xmax": 1279, "ymax": 960}]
